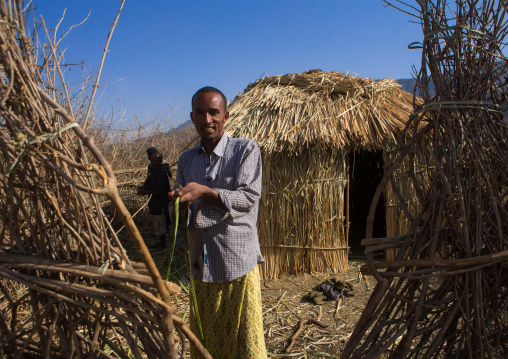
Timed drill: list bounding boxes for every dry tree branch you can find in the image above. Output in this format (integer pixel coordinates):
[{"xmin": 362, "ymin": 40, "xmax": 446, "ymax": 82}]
[
  {"xmin": 82, "ymin": 0, "xmax": 124, "ymax": 129},
  {"xmin": 285, "ymin": 317, "xmax": 328, "ymax": 353},
  {"xmin": 36, "ymin": 87, "xmax": 182, "ymax": 358}
]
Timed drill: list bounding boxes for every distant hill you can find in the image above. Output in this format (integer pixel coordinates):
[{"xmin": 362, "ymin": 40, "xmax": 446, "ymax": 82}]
[
  {"xmin": 396, "ymin": 78, "xmax": 435, "ymax": 97},
  {"xmin": 172, "ymin": 119, "xmax": 193, "ymax": 131}
]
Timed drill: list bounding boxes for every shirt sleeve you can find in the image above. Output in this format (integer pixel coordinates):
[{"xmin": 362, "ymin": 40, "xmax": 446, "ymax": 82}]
[{"xmin": 215, "ymin": 142, "xmax": 262, "ymax": 219}]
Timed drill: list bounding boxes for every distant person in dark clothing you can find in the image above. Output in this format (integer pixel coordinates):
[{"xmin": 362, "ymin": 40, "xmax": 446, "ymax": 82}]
[
  {"xmin": 142, "ymin": 147, "xmax": 173, "ymax": 233},
  {"xmin": 145, "ymin": 147, "xmax": 172, "ymax": 181},
  {"xmin": 137, "ymin": 152, "xmax": 170, "ymax": 248}
]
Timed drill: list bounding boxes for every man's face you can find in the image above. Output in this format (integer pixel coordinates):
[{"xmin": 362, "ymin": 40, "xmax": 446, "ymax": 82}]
[
  {"xmin": 150, "ymin": 154, "xmax": 162, "ymax": 170},
  {"xmin": 190, "ymin": 91, "xmax": 229, "ymax": 145}
]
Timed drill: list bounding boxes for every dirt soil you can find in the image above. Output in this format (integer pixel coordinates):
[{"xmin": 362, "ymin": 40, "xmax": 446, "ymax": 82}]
[
  {"xmin": 123, "ymin": 230, "xmax": 373, "ymax": 358},
  {"xmin": 260, "ymin": 259, "xmax": 372, "ymax": 358}
]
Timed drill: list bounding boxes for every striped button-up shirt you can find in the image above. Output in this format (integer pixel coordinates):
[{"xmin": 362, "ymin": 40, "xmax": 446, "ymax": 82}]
[{"xmin": 175, "ymin": 134, "xmax": 264, "ymax": 282}]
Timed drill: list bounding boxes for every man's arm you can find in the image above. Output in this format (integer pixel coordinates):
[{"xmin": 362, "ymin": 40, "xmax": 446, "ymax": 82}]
[
  {"xmin": 162, "ymin": 162, "xmax": 172, "ymax": 178},
  {"xmin": 173, "ymin": 142, "xmax": 261, "ymax": 216},
  {"xmin": 138, "ymin": 163, "xmax": 153, "ymax": 193},
  {"xmin": 139, "ymin": 170, "xmax": 169, "ymax": 196},
  {"xmin": 140, "ymin": 173, "xmax": 154, "ymax": 188},
  {"xmin": 214, "ymin": 143, "xmax": 262, "ymax": 216}
]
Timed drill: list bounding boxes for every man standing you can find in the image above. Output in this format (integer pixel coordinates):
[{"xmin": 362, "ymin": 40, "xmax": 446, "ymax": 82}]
[
  {"xmin": 138, "ymin": 152, "xmax": 170, "ymax": 248},
  {"xmin": 141, "ymin": 147, "xmax": 172, "ymax": 235},
  {"xmin": 169, "ymin": 87, "xmax": 267, "ymax": 358}
]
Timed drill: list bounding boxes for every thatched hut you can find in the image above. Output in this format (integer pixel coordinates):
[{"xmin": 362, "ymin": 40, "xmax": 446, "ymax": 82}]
[{"xmin": 226, "ymin": 70, "xmax": 421, "ymax": 279}]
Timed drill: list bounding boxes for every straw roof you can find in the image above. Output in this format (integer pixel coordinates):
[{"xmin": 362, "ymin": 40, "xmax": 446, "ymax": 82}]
[{"xmin": 226, "ymin": 70, "xmax": 417, "ymax": 153}]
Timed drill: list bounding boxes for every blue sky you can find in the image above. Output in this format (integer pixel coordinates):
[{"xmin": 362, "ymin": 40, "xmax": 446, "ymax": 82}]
[{"xmin": 34, "ymin": 1, "xmax": 423, "ymax": 127}]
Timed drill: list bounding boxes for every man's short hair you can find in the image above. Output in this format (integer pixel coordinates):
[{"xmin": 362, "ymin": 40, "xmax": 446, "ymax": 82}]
[
  {"xmin": 147, "ymin": 147, "xmax": 158, "ymax": 157},
  {"xmin": 191, "ymin": 86, "xmax": 228, "ymax": 111}
]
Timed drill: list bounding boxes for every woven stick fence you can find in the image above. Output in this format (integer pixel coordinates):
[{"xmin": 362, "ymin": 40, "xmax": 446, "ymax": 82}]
[
  {"xmin": 343, "ymin": 1, "xmax": 508, "ymax": 358},
  {"xmin": 0, "ymin": 2, "xmax": 210, "ymax": 358}
]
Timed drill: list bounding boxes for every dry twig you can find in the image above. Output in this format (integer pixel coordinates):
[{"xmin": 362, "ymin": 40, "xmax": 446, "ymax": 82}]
[{"xmin": 285, "ymin": 317, "xmax": 328, "ymax": 353}]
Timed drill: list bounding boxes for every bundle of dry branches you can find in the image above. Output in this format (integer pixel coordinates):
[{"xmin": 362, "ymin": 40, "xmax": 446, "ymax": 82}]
[
  {"xmin": 343, "ymin": 1, "xmax": 508, "ymax": 358},
  {"xmin": 0, "ymin": 2, "xmax": 209, "ymax": 358}
]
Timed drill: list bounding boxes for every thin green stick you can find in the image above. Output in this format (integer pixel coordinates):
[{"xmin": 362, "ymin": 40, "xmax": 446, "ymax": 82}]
[
  {"xmin": 165, "ymin": 195, "xmax": 180, "ymax": 281},
  {"xmin": 166, "ymin": 184, "xmax": 204, "ymax": 343},
  {"xmin": 183, "ymin": 221, "xmax": 204, "ymax": 343}
]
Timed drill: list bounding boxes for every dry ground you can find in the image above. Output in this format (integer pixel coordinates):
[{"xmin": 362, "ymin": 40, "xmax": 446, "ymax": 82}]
[
  {"xmin": 123, "ymin": 229, "xmax": 373, "ymax": 358},
  {"xmin": 259, "ymin": 259, "xmax": 372, "ymax": 358}
]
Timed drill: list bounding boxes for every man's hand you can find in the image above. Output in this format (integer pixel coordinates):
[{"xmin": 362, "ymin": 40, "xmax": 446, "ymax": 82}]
[{"xmin": 168, "ymin": 182, "xmax": 222, "ymax": 210}]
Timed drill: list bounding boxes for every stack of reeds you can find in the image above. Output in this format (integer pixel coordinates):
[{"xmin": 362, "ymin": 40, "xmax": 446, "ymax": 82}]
[
  {"xmin": 226, "ymin": 70, "xmax": 418, "ymax": 278},
  {"xmin": 343, "ymin": 1, "xmax": 508, "ymax": 358},
  {"xmin": 383, "ymin": 139, "xmax": 434, "ymax": 260},
  {"xmin": 257, "ymin": 148, "xmax": 349, "ymax": 278},
  {"xmin": 0, "ymin": 2, "xmax": 208, "ymax": 358}
]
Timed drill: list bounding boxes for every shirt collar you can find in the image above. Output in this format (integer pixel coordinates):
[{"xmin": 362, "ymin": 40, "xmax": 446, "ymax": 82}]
[{"xmin": 199, "ymin": 133, "xmax": 229, "ymax": 158}]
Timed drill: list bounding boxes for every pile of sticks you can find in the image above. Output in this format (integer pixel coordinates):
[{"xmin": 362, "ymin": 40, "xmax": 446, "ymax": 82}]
[
  {"xmin": 0, "ymin": 1, "xmax": 208, "ymax": 358},
  {"xmin": 343, "ymin": 1, "xmax": 508, "ymax": 358}
]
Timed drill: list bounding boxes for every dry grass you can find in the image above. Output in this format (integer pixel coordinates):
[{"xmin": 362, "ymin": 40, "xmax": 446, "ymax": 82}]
[
  {"xmin": 134, "ymin": 241, "xmax": 374, "ymax": 359},
  {"xmin": 93, "ymin": 119, "xmax": 197, "ymax": 229}
]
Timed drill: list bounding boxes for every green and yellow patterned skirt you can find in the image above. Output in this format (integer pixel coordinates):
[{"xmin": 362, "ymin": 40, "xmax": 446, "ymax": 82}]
[{"xmin": 190, "ymin": 265, "xmax": 267, "ymax": 359}]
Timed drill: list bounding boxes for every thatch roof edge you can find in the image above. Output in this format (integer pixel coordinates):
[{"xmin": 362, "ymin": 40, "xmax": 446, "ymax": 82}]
[{"xmin": 226, "ymin": 70, "xmax": 418, "ymax": 153}]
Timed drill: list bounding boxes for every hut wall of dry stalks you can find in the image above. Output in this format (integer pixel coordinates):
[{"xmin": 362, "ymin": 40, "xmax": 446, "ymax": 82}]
[
  {"xmin": 226, "ymin": 70, "xmax": 423, "ymax": 279},
  {"xmin": 258, "ymin": 148, "xmax": 348, "ymax": 278},
  {"xmin": 384, "ymin": 139, "xmax": 434, "ymax": 261}
]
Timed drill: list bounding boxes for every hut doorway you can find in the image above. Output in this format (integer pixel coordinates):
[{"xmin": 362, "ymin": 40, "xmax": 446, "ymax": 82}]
[{"xmin": 347, "ymin": 150, "xmax": 386, "ymax": 257}]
